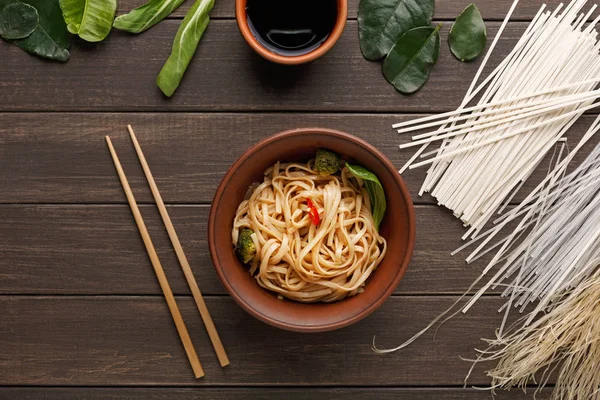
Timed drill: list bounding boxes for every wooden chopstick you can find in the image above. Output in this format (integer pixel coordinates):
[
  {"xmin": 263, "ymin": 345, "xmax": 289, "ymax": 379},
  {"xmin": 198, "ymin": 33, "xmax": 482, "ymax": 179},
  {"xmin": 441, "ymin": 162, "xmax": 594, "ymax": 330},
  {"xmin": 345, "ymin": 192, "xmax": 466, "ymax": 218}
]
[
  {"xmin": 127, "ymin": 125, "xmax": 230, "ymax": 368},
  {"xmin": 105, "ymin": 136, "xmax": 205, "ymax": 379}
]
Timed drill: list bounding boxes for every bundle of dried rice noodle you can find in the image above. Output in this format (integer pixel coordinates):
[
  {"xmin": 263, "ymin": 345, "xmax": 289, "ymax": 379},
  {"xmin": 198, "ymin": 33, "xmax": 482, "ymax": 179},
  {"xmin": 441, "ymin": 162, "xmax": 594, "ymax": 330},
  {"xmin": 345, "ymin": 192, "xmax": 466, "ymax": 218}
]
[{"xmin": 466, "ymin": 267, "xmax": 600, "ymax": 400}]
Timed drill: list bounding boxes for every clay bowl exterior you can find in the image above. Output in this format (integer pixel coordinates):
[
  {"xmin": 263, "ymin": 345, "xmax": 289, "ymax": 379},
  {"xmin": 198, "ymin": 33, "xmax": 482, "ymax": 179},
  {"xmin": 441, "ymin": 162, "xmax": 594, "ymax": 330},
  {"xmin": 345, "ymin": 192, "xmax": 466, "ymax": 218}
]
[
  {"xmin": 208, "ymin": 128, "xmax": 416, "ymax": 332},
  {"xmin": 235, "ymin": 0, "xmax": 348, "ymax": 65}
]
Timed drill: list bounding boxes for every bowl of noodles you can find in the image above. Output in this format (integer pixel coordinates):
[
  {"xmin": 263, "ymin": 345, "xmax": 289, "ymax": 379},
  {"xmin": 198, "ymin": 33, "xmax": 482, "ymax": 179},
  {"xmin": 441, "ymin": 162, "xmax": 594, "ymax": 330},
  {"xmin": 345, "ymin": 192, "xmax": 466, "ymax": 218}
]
[{"xmin": 208, "ymin": 128, "xmax": 415, "ymax": 332}]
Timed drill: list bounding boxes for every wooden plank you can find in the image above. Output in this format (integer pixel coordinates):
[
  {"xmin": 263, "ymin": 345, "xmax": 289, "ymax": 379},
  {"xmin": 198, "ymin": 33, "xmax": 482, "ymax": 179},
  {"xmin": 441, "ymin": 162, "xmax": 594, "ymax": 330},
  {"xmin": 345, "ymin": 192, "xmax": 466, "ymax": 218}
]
[
  {"xmin": 0, "ymin": 113, "xmax": 434, "ymax": 204},
  {"xmin": 119, "ymin": 0, "xmax": 559, "ymax": 21},
  {"xmin": 0, "ymin": 204, "xmax": 488, "ymax": 295},
  {"xmin": 1, "ymin": 113, "xmax": 596, "ymax": 204},
  {"xmin": 0, "ymin": 296, "xmax": 542, "ymax": 386},
  {"xmin": 0, "ymin": 387, "xmax": 549, "ymax": 399},
  {"xmin": 0, "ymin": 21, "xmax": 536, "ymax": 112}
]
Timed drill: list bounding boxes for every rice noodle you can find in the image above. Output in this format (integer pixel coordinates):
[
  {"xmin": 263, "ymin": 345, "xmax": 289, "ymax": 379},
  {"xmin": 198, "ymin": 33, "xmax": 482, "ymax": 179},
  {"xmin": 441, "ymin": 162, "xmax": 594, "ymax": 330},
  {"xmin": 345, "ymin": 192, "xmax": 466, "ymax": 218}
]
[
  {"xmin": 465, "ymin": 267, "xmax": 600, "ymax": 400},
  {"xmin": 397, "ymin": 0, "xmax": 600, "ymax": 238},
  {"xmin": 232, "ymin": 161, "xmax": 387, "ymax": 303}
]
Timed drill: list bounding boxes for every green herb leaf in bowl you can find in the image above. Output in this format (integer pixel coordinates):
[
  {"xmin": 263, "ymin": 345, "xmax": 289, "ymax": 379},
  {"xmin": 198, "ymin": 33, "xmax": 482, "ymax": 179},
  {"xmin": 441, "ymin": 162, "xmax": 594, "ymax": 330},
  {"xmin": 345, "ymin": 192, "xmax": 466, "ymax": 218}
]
[
  {"xmin": 0, "ymin": 2, "xmax": 38, "ymax": 40},
  {"xmin": 113, "ymin": 0, "xmax": 186, "ymax": 34},
  {"xmin": 156, "ymin": 0, "xmax": 214, "ymax": 97},
  {"xmin": 358, "ymin": 0, "xmax": 434, "ymax": 61},
  {"xmin": 449, "ymin": 3, "xmax": 486, "ymax": 62},
  {"xmin": 60, "ymin": 0, "xmax": 117, "ymax": 42},
  {"xmin": 0, "ymin": 0, "xmax": 70, "ymax": 61},
  {"xmin": 346, "ymin": 163, "xmax": 386, "ymax": 231},
  {"xmin": 382, "ymin": 24, "xmax": 441, "ymax": 94}
]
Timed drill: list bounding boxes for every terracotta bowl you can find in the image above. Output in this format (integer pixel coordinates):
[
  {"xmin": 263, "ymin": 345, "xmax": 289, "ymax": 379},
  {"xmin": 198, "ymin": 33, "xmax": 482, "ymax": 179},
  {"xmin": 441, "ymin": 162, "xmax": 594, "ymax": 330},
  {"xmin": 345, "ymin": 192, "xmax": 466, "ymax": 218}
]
[
  {"xmin": 235, "ymin": 0, "xmax": 348, "ymax": 65},
  {"xmin": 208, "ymin": 128, "xmax": 416, "ymax": 332}
]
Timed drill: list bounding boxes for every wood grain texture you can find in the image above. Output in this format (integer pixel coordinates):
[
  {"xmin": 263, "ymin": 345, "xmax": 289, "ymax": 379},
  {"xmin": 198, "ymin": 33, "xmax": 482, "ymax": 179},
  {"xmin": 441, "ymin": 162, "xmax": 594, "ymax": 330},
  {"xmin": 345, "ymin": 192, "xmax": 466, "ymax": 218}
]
[
  {"xmin": 0, "ymin": 204, "xmax": 490, "ymax": 295},
  {"xmin": 118, "ymin": 0, "xmax": 560, "ymax": 21},
  {"xmin": 2, "ymin": 0, "xmax": 597, "ymax": 395},
  {"xmin": 0, "ymin": 387, "xmax": 550, "ymax": 399},
  {"xmin": 0, "ymin": 22, "xmax": 537, "ymax": 112},
  {"xmin": 0, "ymin": 296, "xmax": 542, "ymax": 386},
  {"xmin": 1, "ymin": 113, "xmax": 596, "ymax": 204}
]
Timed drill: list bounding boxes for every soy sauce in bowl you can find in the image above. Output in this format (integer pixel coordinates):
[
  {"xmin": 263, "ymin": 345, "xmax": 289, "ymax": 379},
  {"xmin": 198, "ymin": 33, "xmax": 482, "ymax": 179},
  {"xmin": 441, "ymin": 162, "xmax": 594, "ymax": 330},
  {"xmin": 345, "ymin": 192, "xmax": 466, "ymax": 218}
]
[{"xmin": 246, "ymin": 0, "xmax": 338, "ymax": 56}]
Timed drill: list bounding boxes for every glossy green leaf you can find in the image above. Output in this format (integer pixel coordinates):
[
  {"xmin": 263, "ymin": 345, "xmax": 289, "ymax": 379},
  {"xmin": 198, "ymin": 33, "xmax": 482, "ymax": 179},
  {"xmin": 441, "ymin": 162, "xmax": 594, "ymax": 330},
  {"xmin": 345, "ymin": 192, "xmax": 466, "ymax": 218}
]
[
  {"xmin": 382, "ymin": 24, "xmax": 441, "ymax": 94},
  {"xmin": 358, "ymin": 0, "xmax": 434, "ymax": 61},
  {"xmin": 113, "ymin": 0, "xmax": 185, "ymax": 34},
  {"xmin": 0, "ymin": 0, "xmax": 70, "ymax": 61},
  {"xmin": 449, "ymin": 3, "xmax": 486, "ymax": 62},
  {"xmin": 0, "ymin": 1, "xmax": 13, "ymax": 12},
  {"xmin": 59, "ymin": 0, "xmax": 116, "ymax": 42},
  {"xmin": 0, "ymin": 2, "xmax": 38, "ymax": 39},
  {"xmin": 346, "ymin": 163, "xmax": 387, "ymax": 231},
  {"xmin": 156, "ymin": 0, "xmax": 214, "ymax": 97}
]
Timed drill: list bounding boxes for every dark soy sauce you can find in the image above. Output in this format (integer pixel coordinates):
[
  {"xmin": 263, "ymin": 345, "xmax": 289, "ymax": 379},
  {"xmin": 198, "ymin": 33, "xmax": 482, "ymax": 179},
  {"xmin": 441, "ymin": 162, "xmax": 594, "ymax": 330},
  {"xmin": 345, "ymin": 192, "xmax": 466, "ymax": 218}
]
[{"xmin": 246, "ymin": 0, "xmax": 338, "ymax": 56}]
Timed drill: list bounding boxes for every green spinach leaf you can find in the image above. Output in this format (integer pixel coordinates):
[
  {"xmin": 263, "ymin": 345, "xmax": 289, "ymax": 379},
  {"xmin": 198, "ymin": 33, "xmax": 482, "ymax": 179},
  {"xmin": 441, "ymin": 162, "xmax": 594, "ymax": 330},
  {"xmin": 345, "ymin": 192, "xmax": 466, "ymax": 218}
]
[
  {"xmin": 346, "ymin": 163, "xmax": 387, "ymax": 231},
  {"xmin": 156, "ymin": 0, "xmax": 214, "ymax": 97},
  {"xmin": 0, "ymin": 2, "xmax": 38, "ymax": 39},
  {"xmin": 0, "ymin": 0, "xmax": 70, "ymax": 61},
  {"xmin": 0, "ymin": 1, "xmax": 11, "ymax": 11},
  {"xmin": 114, "ymin": 0, "xmax": 186, "ymax": 34},
  {"xmin": 449, "ymin": 4, "xmax": 486, "ymax": 62},
  {"xmin": 382, "ymin": 24, "xmax": 441, "ymax": 94},
  {"xmin": 358, "ymin": 0, "xmax": 434, "ymax": 61},
  {"xmin": 60, "ymin": 0, "xmax": 116, "ymax": 42}
]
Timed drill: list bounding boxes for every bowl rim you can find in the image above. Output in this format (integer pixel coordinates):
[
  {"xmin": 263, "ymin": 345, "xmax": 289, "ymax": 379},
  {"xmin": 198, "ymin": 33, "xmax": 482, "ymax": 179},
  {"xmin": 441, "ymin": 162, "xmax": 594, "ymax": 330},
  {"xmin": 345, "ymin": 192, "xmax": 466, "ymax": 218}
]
[
  {"xmin": 208, "ymin": 127, "xmax": 416, "ymax": 332},
  {"xmin": 235, "ymin": 0, "xmax": 348, "ymax": 65}
]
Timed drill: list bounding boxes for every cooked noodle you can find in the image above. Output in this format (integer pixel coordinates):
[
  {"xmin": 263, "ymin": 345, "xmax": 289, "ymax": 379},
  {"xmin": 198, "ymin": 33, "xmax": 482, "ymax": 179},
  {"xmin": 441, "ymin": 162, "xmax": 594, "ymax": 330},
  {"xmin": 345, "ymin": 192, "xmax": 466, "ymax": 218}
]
[{"xmin": 232, "ymin": 160, "xmax": 387, "ymax": 303}]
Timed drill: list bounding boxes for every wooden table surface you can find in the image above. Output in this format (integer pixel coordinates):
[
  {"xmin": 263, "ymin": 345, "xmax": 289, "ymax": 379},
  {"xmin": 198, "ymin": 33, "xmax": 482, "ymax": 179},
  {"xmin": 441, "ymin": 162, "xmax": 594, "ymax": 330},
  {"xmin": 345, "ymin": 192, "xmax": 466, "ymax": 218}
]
[{"xmin": 2, "ymin": 0, "xmax": 598, "ymax": 398}]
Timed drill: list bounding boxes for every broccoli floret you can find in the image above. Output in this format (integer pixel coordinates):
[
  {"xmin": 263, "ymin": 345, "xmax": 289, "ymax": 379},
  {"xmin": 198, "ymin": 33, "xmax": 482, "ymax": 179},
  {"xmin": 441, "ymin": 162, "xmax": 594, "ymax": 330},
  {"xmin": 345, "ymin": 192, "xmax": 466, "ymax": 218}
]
[
  {"xmin": 315, "ymin": 148, "xmax": 341, "ymax": 176},
  {"xmin": 236, "ymin": 228, "xmax": 256, "ymax": 264}
]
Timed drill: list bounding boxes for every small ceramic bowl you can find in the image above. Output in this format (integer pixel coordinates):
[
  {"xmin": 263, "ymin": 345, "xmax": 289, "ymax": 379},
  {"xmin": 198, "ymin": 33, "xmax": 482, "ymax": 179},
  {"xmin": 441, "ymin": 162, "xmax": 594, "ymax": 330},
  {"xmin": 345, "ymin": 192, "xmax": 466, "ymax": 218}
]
[
  {"xmin": 235, "ymin": 0, "xmax": 348, "ymax": 65},
  {"xmin": 208, "ymin": 128, "xmax": 416, "ymax": 332}
]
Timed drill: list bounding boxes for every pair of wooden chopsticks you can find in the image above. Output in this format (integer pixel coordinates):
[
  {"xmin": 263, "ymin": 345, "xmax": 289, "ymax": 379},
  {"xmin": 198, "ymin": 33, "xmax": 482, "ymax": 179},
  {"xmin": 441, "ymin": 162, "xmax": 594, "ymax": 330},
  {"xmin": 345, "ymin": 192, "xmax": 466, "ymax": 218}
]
[{"xmin": 105, "ymin": 125, "xmax": 229, "ymax": 379}]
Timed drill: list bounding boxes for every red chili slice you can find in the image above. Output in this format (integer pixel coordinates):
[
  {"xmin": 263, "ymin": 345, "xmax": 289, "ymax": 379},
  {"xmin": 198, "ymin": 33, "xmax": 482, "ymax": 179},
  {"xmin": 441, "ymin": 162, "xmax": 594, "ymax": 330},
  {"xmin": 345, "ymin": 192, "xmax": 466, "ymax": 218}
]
[{"xmin": 306, "ymin": 198, "xmax": 320, "ymax": 225}]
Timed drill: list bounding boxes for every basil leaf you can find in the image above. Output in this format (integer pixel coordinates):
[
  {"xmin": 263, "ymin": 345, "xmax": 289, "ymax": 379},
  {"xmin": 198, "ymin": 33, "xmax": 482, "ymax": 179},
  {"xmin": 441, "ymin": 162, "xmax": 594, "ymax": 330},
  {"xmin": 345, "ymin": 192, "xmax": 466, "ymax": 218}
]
[
  {"xmin": 59, "ymin": 0, "xmax": 116, "ymax": 42},
  {"xmin": 0, "ymin": 2, "xmax": 38, "ymax": 39},
  {"xmin": 156, "ymin": 0, "xmax": 214, "ymax": 97},
  {"xmin": 346, "ymin": 163, "xmax": 387, "ymax": 231},
  {"xmin": 358, "ymin": 0, "xmax": 434, "ymax": 61},
  {"xmin": 449, "ymin": 3, "xmax": 486, "ymax": 62},
  {"xmin": 0, "ymin": 0, "xmax": 70, "ymax": 61},
  {"xmin": 382, "ymin": 24, "xmax": 441, "ymax": 94},
  {"xmin": 113, "ymin": 0, "xmax": 186, "ymax": 34}
]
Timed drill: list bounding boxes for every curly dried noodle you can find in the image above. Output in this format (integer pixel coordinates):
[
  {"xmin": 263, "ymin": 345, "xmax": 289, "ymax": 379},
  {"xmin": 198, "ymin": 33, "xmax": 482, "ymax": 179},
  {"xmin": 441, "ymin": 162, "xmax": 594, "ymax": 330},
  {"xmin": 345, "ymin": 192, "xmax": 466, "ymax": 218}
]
[{"xmin": 232, "ymin": 160, "xmax": 387, "ymax": 303}]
